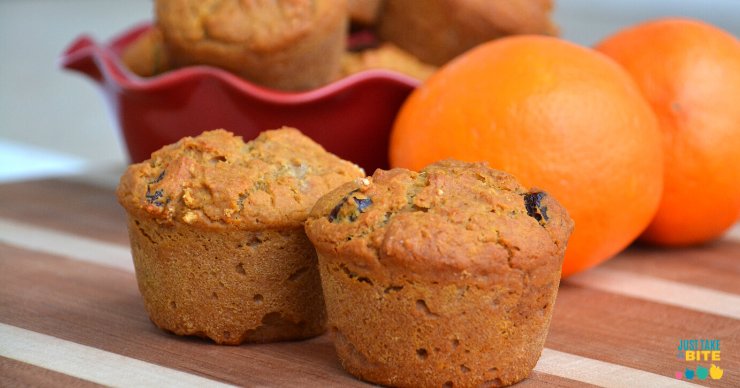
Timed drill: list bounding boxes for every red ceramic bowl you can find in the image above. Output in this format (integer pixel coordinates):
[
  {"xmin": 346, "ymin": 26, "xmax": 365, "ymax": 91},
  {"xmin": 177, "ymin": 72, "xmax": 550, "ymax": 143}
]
[{"xmin": 60, "ymin": 22, "xmax": 420, "ymax": 173}]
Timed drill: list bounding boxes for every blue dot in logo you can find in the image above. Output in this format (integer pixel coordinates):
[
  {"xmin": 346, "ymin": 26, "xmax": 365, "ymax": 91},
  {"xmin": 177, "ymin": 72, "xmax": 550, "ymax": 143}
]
[{"xmin": 685, "ymin": 368, "xmax": 695, "ymax": 380}]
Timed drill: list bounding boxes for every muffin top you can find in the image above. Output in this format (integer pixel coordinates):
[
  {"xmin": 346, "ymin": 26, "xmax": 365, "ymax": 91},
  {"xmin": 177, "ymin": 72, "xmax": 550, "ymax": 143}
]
[
  {"xmin": 340, "ymin": 43, "xmax": 437, "ymax": 81},
  {"xmin": 305, "ymin": 160, "xmax": 573, "ymax": 286},
  {"xmin": 156, "ymin": 0, "xmax": 337, "ymax": 53},
  {"xmin": 378, "ymin": 0, "xmax": 558, "ymax": 66},
  {"xmin": 117, "ymin": 128, "xmax": 364, "ymax": 230}
]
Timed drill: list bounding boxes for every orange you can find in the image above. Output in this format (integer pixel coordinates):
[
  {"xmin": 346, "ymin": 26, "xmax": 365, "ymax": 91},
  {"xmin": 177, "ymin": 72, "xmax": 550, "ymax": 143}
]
[
  {"xmin": 596, "ymin": 18, "xmax": 740, "ymax": 246},
  {"xmin": 389, "ymin": 35, "xmax": 663, "ymax": 277}
]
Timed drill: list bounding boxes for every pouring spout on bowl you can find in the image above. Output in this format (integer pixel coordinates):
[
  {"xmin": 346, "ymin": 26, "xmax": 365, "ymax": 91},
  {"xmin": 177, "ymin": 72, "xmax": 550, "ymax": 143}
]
[{"xmin": 60, "ymin": 35, "xmax": 105, "ymax": 84}]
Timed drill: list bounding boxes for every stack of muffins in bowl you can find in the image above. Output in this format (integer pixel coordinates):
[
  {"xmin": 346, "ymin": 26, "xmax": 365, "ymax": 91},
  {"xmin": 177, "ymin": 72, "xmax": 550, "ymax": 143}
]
[
  {"xmin": 123, "ymin": 0, "xmax": 558, "ymax": 88},
  {"xmin": 62, "ymin": 0, "xmax": 558, "ymax": 174}
]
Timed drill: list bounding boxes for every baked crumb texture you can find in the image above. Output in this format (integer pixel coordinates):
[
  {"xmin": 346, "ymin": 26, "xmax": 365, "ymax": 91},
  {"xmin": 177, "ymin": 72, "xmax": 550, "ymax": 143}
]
[
  {"xmin": 306, "ymin": 160, "xmax": 574, "ymax": 387},
  {"xmin": 378, "ymin": 0, "xmax": 558, "ymax": 66},
  {"xmin": 347, "ymin": 0, "xmax": 383, "ymax": 25},
  {"xmin": 155, "ymin": 0, "xmax": 347, "ymax": 90},
  {"xmin": 340, "ymin": 43, "xmax": 437, "ymax": 81},
  {"xmin": 117, "ymin": 128, "xmax": 363, "ymax": 344}
]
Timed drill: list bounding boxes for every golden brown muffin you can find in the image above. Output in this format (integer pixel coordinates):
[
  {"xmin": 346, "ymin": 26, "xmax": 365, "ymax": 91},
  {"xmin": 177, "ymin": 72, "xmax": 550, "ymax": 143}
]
[
  {"xmin": 305, "ymin": 160, "xmax": 573, "ymax": 387},
  {"xmin": 348, "ymin": 0, "xmax": 384, "ymax": 25},
  {"xmin": 340, "ymin": 43, "xmax": 437, "ymax": 81},
  {"xmin": 117, "ymin": 128, "xmax": 364, "ymax": 345},
  {"xmin": 377, "ymin": 0, "xmax": 558, "ymax": 66},
  {"xmin": 121, "ymin": 27, "xmax": 171, "ymax": 77},
  {"xmin": 155, "ymin": 0, "xmax": 348, "ymax": 91}
]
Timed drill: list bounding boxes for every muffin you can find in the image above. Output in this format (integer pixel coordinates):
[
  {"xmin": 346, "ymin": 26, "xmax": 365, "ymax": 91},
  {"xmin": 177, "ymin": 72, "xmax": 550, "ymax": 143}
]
[
  {"xmin": 340, "ymin": 43, "xmax": 437, "ymax": 81},
  {"xmin": 117, "ymin": 128, "xmax": 364, "ymax": 345},
  {"xmin": 348, "ymin": 0, "xmax": 384, "ymax": 26},
  {"xmin": 377, "ymin": 0, "xmax": 558, "ymax": 66},
  {"xmin": 121, "ymin": 27, "xmax": 171, "ymax": 77},
  {"xmin": 155, "ymin": 0, "xmax": 348, "ymax": 91},
  {"xmin": 305, "ymin": 160, "xmax": 573, "ymax": 387}
]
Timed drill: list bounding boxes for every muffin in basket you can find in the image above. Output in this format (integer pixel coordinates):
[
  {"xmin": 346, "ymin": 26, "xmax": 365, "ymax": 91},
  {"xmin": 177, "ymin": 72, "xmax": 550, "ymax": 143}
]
[
  {"xmin": 348, "ymin": 0, "xmax": 383, "ymax": 26},
  {"xmin": 116, "ymin": 128, "xmax": 364, "ymax": 345},
  {"xmin": 305, "ymin": 160, "xmax": 573, "ymax": 387},
  {"xmin": 121, "ymin": 26, "xmax": 170, "ymax": 77},
  {"xmin": 155, "ymin": 0, "xmax": 347, "ymax": 91},
  {"xmin": 341, "ymin": 43, "xmax": 437, "ymax": 81},
  {"xmin": 378, "ymin": 0, "xmax": 558, "ymax": 66}
]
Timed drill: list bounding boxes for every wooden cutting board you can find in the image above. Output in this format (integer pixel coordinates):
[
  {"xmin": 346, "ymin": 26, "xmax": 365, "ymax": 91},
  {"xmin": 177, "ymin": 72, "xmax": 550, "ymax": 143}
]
[{"xmin": 1, "ymin": 173, "xmax": 738, "ymax": 387}]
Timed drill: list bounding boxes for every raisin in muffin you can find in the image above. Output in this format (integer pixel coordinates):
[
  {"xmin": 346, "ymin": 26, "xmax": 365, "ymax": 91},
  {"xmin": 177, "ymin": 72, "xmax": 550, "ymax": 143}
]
[
  {"xmin": 117, "ymin": 128, "xmax": 364, "ymax": 345},
  {"xmin": 305, "ymin": 160, "xmax": 573, "ymax": 387},
  {"xmin": 377, "ymin": 0, "xmax": 558, "ymax": 66},
  {"xmin": 155, "ymin": 0, "xmax": 347, "ymax": 91}
]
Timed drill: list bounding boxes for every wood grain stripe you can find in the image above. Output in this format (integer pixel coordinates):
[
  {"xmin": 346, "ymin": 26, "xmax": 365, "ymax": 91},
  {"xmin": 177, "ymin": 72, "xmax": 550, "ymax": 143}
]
[
  {"xmin": 0, "ymin": 178, "xmax": 129, "ymax": 245},
  {"xmin": 0, "ymin": 218, "xmax": 133, "ymax": 272},
  {"xmin": 0, "ymin": 356, "xmax": 102, "ymax": 388},
  {"xmin": 536, "ymin": 348, "xmax": 700, "ymax": 388},
  {"xmin": 0, "ymin": 323, "xmax": 234, "ymax": 387},
  {"xmin": 566, "ymin": 267, "xmax": 740, "ymax": 320},
  {"xmin": 4, "ymin": 216, "xmax": 738, "ymax": 321},
  {"xmin": 726, "ymin": 222, "xmax": 740, "ymax": 241},
  {"xmin": 600, "ymin": 240, "xmax": 740, "ymax": 295},
  {"xmin": 67, "ymin": 165, "xmax": 126, "ymax": 190}
]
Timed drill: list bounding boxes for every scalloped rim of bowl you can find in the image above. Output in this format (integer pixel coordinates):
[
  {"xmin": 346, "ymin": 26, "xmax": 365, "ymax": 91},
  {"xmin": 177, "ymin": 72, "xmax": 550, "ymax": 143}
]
[{"xmin": 60, "ymin": 21, "xmax": 422, "ymax": 105}]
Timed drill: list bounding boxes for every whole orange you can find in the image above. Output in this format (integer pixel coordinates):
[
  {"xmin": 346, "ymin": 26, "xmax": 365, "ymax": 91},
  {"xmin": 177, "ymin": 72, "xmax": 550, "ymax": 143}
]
[
  {"xmin": 596, "ymin": 18, "xmax": 740, "ymax": 246},
  {"xmin": 389, "ymin": 35, "xmax": 663, "ymax": 277}
]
